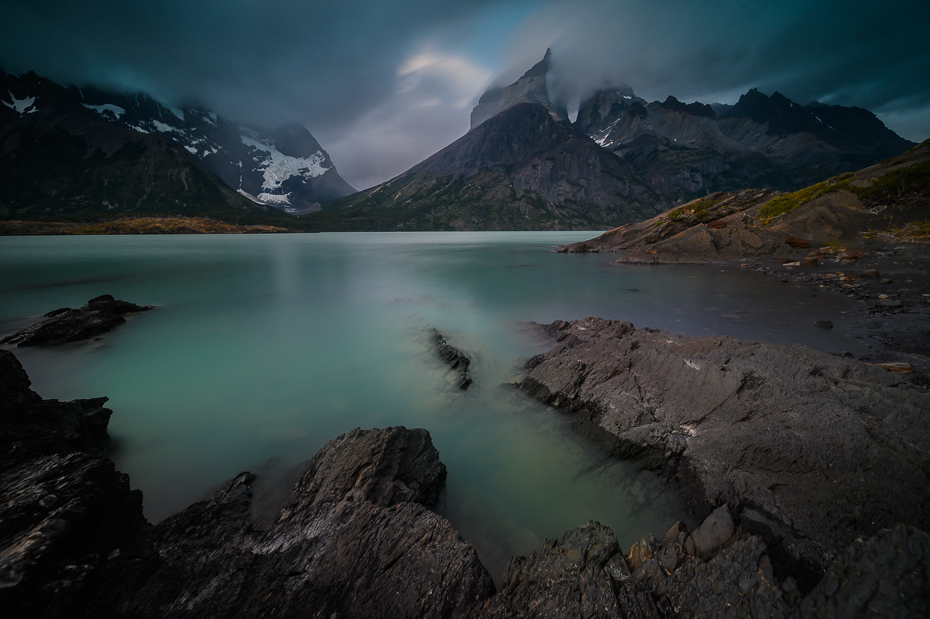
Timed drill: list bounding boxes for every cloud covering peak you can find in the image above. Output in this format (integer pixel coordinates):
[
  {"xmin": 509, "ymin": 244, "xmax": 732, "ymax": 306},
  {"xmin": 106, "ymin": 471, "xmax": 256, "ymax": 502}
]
[{"xmin": 2, "ymin": 0, "xmax": 926, "ymax": 188}]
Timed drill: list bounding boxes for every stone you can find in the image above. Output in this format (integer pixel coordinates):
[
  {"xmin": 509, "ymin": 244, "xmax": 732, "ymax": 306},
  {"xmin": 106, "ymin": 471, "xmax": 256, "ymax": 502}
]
[
  {"xmin": 814, "ymin": 320, "xmax": 833, "ymax": 329},
  {"xmin": 430, "ymin": 329, "xmax": 473, "ymax": 390},
  {"xmin": 800, "ymin": 257, "xmax": 819, "ymax": 267},
  {"xmin": 876, "ymin": 298, "xmax": 903, "ymax": 307},
  {"xmin": 692, "ymin": 506, "xmax": 735, "ymax": 560},
  {"xmin": 785, "ymin": 237, "xmax": 809, "ymax": 249},
  {"xmin": 518, "ymin": 318, "xmax": 930, "ymax": 577},
  {"xmin": 861, "ymin": 268, "xmax": 880, "ymax": 278},
  {"xmin": 876, "ymin": 362, "xmax": 912, "ymax": 374},
  {"xmin": 0, "ymin": 295, "xmax": 153, "ymax": 346},
  {"xmin": 706, "ymin": 220, "xmax": 727, "ymax": 229}
]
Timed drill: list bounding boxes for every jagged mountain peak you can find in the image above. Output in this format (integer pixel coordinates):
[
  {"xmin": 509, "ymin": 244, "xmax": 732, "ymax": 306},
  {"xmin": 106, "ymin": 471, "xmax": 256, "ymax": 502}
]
[
  {"xmin": 320, "ymin": 101, "xmax": 667, "ymax": 230},
  {"xmin": 470, "ymin": 49, "xmax": 566, "ymax": 130},
  {"xmin": 518, "ymin": 48, "xmax": 552, "ymax": 80}
]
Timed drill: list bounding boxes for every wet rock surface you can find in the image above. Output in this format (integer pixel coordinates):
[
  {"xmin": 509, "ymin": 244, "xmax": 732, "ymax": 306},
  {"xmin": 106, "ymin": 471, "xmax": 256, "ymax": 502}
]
[
  {"xmin": 0, "ymin": 349, "xmax": 147, "ymax": 618},
  {"xmin": 87, "ymin": 426, "xmax": 495, "ymax": 619},
  {"xmin": 518, "ymin": 317, "xmax": 930, "ymax": 580},
  {"xmin": 3, "ymin": 345, "xmax": 929, "ymax": 617},
  {"xmin": 431, "ymin": 328, "xmax": 474, "ymax": 390},
  {"xmin": 0, "ymin": 295, "xmax": 153, "ymax": 346}
]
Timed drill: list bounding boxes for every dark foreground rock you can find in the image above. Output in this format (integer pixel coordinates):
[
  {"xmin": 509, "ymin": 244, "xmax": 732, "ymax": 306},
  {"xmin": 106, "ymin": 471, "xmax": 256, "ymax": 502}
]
[
  {"xmin": 0, "ymin": 349, "xmax": 147, "ymax": 618},
  {"xmin": 0, "ymin": 295, "xmax": 153, "ymax": 346},
  {"xmin": 4, "ymin": 345, "xmax": 928, "ymax": 618},
  {"xmin": 518, "ymin": 317, "xmax": 930, "ymax": 581},
  {"xmin": 88, "ymin": 426, "xmax": 495, "ymax": 619},
  {"xmin": 431, "ymin": 328, "xmax": 473, "ymax": 390}
]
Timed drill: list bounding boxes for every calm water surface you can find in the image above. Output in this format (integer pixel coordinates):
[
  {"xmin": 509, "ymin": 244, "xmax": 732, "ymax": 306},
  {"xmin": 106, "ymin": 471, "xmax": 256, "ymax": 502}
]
[{"xmin": 0, "ymin": 232, "xmax": 868, "ymax": 579}]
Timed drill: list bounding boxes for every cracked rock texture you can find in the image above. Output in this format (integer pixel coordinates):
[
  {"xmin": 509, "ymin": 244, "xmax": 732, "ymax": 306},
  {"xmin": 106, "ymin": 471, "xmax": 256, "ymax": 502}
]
[{"xmin": 518, "ymin": 317, "xmax": 930, "ymax": 579}]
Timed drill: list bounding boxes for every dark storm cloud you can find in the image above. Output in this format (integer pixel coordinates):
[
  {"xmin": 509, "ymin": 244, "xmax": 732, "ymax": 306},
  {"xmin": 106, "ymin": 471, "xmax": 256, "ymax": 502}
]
[
  {"xmin": 514, "ymin": 0, "xmax": 929, "ymax": 139},
  {"xmin": 0, "ymin": 0, "xmax": 499, "ymax": 127},
  {"xmin": 1, "ymin": 0, "xmax": 927, "ymax": 188}
]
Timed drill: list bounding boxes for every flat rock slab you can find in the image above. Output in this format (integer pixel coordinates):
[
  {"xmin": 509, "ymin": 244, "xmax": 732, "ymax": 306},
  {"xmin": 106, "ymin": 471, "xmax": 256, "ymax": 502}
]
[
  {"xmin": 518, "ymin": 317, "xmax": 930, "ymax": 574},
  {"xmin": 0, "ymin": 295, "xmax": 153, "ymax": 346}
]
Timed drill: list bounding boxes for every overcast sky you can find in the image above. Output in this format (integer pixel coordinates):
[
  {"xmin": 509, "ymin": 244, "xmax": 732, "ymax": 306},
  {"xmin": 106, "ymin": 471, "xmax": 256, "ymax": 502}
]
[{"xmin": 2, "ymin": 0, "xmax": 928, "ymax": 189}]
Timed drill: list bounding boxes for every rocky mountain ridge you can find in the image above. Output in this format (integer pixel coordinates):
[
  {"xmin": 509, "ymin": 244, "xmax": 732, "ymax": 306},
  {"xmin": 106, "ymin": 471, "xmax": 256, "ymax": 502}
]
[
  {"xmin": 316, "ymin": 102, "xmax": 668, "ymax": 230},
  {"xmin": 557, "ymin": 138, "xmax": 930, "ymax": 261},
  {"xmin": 0, "ymin": 69, "xmax": 354, "ymax": 217}
]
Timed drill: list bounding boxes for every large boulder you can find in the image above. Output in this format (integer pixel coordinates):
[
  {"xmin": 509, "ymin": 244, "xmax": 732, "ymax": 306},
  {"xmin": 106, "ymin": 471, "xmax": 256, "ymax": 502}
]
[{"xmin": 518, "ymin": 317, "xmax": 930, "ymax": 578}]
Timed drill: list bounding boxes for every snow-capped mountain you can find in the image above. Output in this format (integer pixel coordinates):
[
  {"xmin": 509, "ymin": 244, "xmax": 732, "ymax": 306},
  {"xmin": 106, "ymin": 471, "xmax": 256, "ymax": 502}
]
[{"xmin": 70, "ymin": 86, "xmax": 355, "ymax": 215}]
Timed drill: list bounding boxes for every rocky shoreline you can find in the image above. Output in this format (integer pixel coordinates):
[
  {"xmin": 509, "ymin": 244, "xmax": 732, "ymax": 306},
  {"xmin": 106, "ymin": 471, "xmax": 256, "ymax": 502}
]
[
  {"xmin": 0, "ymin": 295, "xmax": 153, "ymax": 347},
  {"xmin": 3, "ymin": 338, "xmax": 929, "ymax": 617}
]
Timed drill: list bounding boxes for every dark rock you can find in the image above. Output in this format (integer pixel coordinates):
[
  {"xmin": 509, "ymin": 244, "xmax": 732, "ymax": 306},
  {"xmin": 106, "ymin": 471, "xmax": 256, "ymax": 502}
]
[
  {"xmin": 877, "ymin": 298, "xmax": 903, "ymax": 308},
  {"xmin": 798, "ymin": 525, "xmax": 930, "ymax": 618},
  {"xmin": 0, "ymin": 295, "xmax": 153, "ymax": 346},
  {"xmin": 474, "ymin": 521, "xmax": 663, "ymax": 619},
  {"xmin": 691, "ymin": 506, "xmax": 735, "ymax": 560},
  {"xmin": 800, "ymin": 256, "xmax": 819, "ymax": 267},
  {"xmin": 706, "ymin": 220, "xmax": 727, "ymax": 229},
  {"xmin": 0, "ymin": 349, "xmax": 148, "ymax": 619},
  {"xmin": 814, "ymin": 320, "xmax": 833, "ymax": 329},
  {"xmin": 786, "ymin": 237, "xmax": 809, "ymax": 249},
  {"xmin": 518, "ymin": 318, "xmax": 930, "ymax": 577},
  {"xmin": 861, "ymin": 268, "xmax": 880, "ymax": 278},
  {"xmin": 430, "ymin": 329, "xmax": 473, "ymax": 390},
  {"xmin": 89, "ymin": 426, "xmax": 495, "ymax": 619}
]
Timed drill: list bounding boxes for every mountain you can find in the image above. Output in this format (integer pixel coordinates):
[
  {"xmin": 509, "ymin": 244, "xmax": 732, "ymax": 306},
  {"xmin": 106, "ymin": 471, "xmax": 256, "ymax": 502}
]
[
  {"xmin": 71, "ymin": 86, "xmax": 355, "ymax": 215},
  {"xmin": 577, "ymin": 85, "xmax": 917, "ymax": 206},
  {"xmin": 0, "ymin": 70, "xmax": 292, "ymax": 223},
  {"xmin": 557, "ymin": 138, "xmax": 930, "ymax": 260},
  {"xmin": 0, "ymin": 69, "xmax": 354, "ymax": 219},
  {"xmin": 314, "ymin": 102, "xmax": 667, "ymax": 231},
  {"xmin": 470, "ymin": 49, "xmax": 567, "ymax": 130}
]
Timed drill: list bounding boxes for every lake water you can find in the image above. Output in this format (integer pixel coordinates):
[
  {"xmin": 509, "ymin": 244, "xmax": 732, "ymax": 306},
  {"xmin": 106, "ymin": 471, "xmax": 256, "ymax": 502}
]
[{"xmin": 0, "ymin": 232, "xmax": 869, "ymax": 580}]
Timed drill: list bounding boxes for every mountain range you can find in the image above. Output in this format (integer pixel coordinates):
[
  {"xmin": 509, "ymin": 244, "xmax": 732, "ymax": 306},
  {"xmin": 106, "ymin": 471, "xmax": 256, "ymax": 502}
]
[
  {"xmin": 0, "ymin": 57, "xmax": 918, "ymax": 231},
  {"xmin": 0, "ymin": 69, "xmax": 353, "ymax": 223},
  {"xmin": 315, "ymin": 51, "xmax": 916, "ymax": 230}
]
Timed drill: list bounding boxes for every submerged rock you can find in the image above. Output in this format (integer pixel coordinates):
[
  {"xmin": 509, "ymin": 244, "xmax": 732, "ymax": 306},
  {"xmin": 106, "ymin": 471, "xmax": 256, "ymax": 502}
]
[
  {"xmin": 0, "ymin": 295, "xmax": 153, "ymax": 346},
  {"xmin": 431, "ymin": 328, "xmax": 473, "ymax": 390},
  {"xmin": 518, "ymin": 317, "xmax": 930, "ymax": 580}
]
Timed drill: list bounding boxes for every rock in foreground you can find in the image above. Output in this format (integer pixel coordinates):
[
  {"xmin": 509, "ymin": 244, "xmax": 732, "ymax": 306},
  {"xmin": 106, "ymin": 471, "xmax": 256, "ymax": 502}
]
[
  {"xmin": 518, "ymin": 318, "xmax": 930, "ymax": 579},
  {"xmin": 0, "ymin": 295, "xmax": 153, "ymax": 346}
]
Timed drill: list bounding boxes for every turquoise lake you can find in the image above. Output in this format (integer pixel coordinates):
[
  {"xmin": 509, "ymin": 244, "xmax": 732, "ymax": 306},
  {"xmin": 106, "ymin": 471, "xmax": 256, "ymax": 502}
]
[{"xmin": 0, "ymin": 232, "xmax": 869, "ymax": 579}]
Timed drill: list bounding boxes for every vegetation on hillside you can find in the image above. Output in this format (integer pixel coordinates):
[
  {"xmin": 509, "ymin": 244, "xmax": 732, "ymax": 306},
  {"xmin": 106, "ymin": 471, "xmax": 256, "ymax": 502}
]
[{"xmin": 0, "ymin": 216, "xmax": 293, "ymax": 235}]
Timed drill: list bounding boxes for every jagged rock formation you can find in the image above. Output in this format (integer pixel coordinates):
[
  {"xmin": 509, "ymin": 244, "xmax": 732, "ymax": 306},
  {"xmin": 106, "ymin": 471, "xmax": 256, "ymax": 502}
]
[
  {"xmin": 3, "ymin": 344, "xmax": 929, "ymax": 618},
  {"xmin": 87, "ymin": 426, "xmax": 495, "ymax": 619},
  {"xmin": 470, "ymin": 49, "xmax": 567, "ymax": 130},
  {"xmin": 318, "ymin": 103, "xmax": 667, "ymax": 230},
  {"xmin": 0, "ymin": 295, "xmax": 153, "ymax": 346},
  {"xmin": 0, "ymin": 350, "xmax": 147, "ymax": 619},
  {"xmin": 518, "ymin": 317, "xmax": 930, "ymax": 580},
  {"xmin": 469, "ymin": 51, "xmax": 915, "ymax": 212},
  {"xmin": 0, "ymin": 69, "xmax": 353, "ymax": 218},
  {"xmin": 430, "ymin": 329, "xmax": 473, "ymax": 390}
]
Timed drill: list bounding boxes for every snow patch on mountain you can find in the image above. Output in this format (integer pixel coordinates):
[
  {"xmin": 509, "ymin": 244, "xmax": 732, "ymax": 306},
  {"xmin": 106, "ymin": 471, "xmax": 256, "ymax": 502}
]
[
  {"xmin": 82, "ymin": 103, "xmax": 126, "ymax": 119},
  {"xmin": 151, "ymin": 120, "xmax": 178, "ymax": 133},
  {"xmin": 4, "ymin": 92, "xmax": 37, "ymax": 114},
  {"xmin": 257, "ymin": 192, "xmax": 292, "ymax": 205},
  {"xmin": 240, "ymin": 136, "xmax": 330, "ymax": 190}
]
